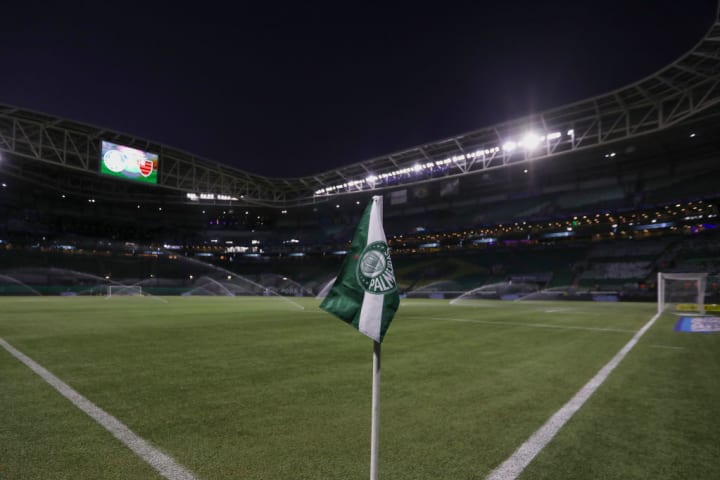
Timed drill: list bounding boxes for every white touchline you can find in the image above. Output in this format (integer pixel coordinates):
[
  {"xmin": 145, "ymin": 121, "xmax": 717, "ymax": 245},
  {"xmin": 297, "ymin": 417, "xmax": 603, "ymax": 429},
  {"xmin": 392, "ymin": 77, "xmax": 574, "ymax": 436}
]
[
  {"xmin": 431, "ymin": 316, "xmax": 636, "ymax": 333},
  {"xmin": 485, "ymin": 311, "xmax": 662, "ymax": 480},
  {"xmin": 0, "ymin": 337, "xmax": 198, "ymax": 480}
]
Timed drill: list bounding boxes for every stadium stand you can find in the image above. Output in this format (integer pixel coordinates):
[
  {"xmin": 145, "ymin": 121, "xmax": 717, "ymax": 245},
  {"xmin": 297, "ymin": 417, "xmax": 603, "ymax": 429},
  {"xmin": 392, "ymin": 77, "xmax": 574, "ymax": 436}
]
[{"xmin": 2, "ymin": 8, "xmax": 720, "ymax": 301}]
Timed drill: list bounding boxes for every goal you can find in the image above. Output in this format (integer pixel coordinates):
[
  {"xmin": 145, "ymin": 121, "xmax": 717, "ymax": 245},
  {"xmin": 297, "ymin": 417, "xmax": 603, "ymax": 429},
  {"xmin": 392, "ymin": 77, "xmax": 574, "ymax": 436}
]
[
  {"xmin": 657, "ymin": 272, "xmax": 707, "ymax": 315},
  {"xmin": 107, "ymin": 285, "xmax": 143, "ymax": 297}
]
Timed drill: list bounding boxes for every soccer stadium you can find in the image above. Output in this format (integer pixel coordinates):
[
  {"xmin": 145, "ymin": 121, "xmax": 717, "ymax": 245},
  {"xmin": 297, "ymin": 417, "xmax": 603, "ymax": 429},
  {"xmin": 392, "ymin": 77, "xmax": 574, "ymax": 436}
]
[{"xmin": 2, "ymin": 6, "xmax": 720, "ymax": 480}]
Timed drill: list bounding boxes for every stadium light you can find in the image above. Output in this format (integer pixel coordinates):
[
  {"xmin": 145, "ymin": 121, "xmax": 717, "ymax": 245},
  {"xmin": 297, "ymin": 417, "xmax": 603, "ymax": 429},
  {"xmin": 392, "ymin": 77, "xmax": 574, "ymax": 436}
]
[
  {"xmin": 521, "ymin": 132, "xmax": 542, "ymax": 150},
  {"xmin": 312, "ymin": 127, "xmax": 577, "ymax": 196},
  {"xmin": 502, "ymin": 141, "xmax": 517, "ymax": 152}
]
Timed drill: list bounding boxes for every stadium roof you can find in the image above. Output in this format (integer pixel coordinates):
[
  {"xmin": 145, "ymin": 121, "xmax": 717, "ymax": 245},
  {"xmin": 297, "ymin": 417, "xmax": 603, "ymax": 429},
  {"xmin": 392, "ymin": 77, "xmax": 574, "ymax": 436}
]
[{"xmin": 1, "ymin": 3, "xmax": 720, "ymax": 208}]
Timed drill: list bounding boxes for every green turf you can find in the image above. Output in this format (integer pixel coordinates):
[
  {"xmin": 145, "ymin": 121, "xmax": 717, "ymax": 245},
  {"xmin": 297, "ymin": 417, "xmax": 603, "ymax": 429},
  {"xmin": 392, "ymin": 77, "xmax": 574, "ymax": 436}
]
[{"xmin": 0, "ymin": 297, "xmax": 717, "ymax": 479}]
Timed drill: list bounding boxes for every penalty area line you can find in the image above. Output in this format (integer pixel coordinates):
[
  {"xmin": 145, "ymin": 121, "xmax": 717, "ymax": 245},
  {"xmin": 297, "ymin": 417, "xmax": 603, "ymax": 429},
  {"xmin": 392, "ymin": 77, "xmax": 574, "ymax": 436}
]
[
  {"xmin": 430, "ymin": 316, "xmax": 636, "ymax": 333},
  {"xmin": 485, "ymin": 311, "xmax": 663, "ymax": 480},
  {"xmin": 0, "ymin": 337, "xmax": 198, "ymax": 480}
]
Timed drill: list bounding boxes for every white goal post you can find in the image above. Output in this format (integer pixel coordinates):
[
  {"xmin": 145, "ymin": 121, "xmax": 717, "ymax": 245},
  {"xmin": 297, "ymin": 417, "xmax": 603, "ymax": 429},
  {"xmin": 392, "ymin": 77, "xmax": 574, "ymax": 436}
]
[
  {"xmin": 107, "ymin": 285, "xmax": 143, "ymax": 297},
  {"xmin": 657, "ymin": 272, "xmax": 707, "ymax": 315}
]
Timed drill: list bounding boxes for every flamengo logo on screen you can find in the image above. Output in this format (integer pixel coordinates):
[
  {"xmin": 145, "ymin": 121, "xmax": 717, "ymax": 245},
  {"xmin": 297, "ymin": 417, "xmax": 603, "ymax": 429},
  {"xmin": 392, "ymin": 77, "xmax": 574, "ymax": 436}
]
[{"xmin": 356, "ymin": 241, "xmax": 397, "ymax": 294}]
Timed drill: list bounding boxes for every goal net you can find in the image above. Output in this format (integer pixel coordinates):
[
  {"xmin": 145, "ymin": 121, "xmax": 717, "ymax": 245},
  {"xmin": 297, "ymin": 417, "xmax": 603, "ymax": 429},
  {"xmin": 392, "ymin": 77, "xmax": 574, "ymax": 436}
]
[
  {"xmin": 107, "ymin": 285, "xmax": 143, "ymax": 297},
  {"xmin": 657, "ymin": 272, "xmax": 707, "ymax": 315}
]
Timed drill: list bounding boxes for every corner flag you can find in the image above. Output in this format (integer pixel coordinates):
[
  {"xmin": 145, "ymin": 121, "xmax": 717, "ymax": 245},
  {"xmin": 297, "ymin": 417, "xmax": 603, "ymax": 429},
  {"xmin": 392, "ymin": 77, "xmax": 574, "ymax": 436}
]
[{"xmin": 321, "ymin": 195, "xmax": 400, "ymax": 343}]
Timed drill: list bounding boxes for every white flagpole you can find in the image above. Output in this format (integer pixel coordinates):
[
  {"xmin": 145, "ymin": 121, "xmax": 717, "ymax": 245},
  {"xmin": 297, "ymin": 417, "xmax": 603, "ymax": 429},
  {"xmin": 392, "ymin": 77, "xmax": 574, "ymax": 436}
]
[{"xmin": 370, "ymin": 340, "xmax": 381, "ymax": 480}]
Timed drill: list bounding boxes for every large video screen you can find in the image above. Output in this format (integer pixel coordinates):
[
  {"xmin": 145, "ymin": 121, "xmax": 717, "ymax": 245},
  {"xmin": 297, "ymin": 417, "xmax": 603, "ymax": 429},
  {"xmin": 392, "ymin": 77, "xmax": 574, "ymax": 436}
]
[{"xmin": 100, "ymin": 140, "xmax": 159, "ymax": 184}]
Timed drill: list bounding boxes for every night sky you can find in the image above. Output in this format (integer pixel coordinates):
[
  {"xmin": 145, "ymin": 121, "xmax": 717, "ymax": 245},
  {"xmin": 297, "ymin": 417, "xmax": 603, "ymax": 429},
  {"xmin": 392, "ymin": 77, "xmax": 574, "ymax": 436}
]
[{"xmin": 1, "ymin": 1, "xmax": 716, "ymax": 177}]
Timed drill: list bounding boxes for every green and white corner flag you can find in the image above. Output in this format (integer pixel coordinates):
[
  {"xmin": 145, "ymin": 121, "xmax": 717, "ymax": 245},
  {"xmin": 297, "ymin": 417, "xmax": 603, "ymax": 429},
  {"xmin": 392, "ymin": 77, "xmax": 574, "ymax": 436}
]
[{"xmin": 321, "ymin": 195, "xmax": 400, "ymax": 343}]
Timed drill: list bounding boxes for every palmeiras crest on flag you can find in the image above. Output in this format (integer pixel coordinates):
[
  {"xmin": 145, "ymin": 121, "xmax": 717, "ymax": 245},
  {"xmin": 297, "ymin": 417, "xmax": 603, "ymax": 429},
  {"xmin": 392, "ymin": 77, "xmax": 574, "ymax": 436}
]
[{"xmin": 356, "ymin": 241, "xmax": 397, "ymax": 294}]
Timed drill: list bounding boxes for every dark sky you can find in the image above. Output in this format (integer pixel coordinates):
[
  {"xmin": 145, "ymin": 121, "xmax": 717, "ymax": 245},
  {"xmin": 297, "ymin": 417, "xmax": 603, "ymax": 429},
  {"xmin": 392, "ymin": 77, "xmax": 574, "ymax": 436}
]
[{"xmin": 1, "ymin": 1, "xmax": 717, "ymax": 177}]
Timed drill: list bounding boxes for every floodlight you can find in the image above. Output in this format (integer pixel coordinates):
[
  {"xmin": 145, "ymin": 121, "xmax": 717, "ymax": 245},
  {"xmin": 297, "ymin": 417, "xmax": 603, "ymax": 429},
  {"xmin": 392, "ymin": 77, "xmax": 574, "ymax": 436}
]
[
  {"xmin": 502, "ymin": 141, "xmax": 517, "ymax": 152},
  {"xmin": 521, "ymin": 133, "xmax": 541, "ymax": 150}
]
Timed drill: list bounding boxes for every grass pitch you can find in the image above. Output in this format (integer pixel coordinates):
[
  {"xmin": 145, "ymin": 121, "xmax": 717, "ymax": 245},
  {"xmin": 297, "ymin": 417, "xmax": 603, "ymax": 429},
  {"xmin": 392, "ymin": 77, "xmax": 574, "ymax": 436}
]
[{"xmin": 0, "ymin": 297, "xmax": 718, "ymax": 479}]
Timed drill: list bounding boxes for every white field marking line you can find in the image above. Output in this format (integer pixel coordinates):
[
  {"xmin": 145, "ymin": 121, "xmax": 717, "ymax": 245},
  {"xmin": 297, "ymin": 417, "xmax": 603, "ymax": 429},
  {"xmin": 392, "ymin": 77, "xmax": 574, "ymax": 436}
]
[
  {"xmin": 400, "ymin": 301, "xmax": 456, "ymax": 307},
  {"xmin": 448, "ymin": 301, "xmax": 498, "ymax": 308},
  {"xmin": 540, "ymin": 309, "xmax": 593, "ymax": 315},
  {"xmin": 12, "ymin": 298, "xmax": 53, "ymax": 302},
  {"xmin": 430, "ymin": 316, "xmax": 636, "ymax": 334},
  {"xmin": 650, "ymin": 344, "xmax": 685, "ymax": 350},
  {"xmin": 485, "ymin": 311, "xmax": 662, "ymax": 480},
  {"xmin": 0, "ymin": 337, "xmax": 198, "ymax": 480}
]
